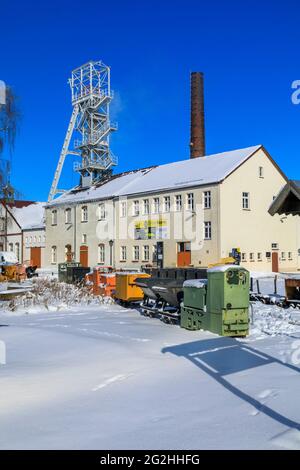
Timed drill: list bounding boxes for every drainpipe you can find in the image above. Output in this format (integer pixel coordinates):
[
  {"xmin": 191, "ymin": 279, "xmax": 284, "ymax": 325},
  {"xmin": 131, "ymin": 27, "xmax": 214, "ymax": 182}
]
[
  {"xmin": 74, "ymin": 205, "xmax": 77, "ymax": 262},
  {"xmin": 109, "ymin": 239, "xmax": 114, "ymax": 267}
]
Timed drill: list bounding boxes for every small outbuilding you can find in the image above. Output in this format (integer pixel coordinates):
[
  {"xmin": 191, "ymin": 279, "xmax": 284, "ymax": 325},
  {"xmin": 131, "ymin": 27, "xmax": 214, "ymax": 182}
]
[{"xmin": 269, "ymin": 180, "xmax": 300, "ymax": 216}]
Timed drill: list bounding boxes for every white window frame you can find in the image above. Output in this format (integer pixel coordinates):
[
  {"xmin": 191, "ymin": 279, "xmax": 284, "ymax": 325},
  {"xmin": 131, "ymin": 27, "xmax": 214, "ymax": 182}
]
[
  {"xmin": 15, "ymin": 242, "xmax": 20, "ymax": 261},
  {"xmin": 81, "ymin": 206, "xmax": 88, "ymax": 222},
  {"xmin": 153, "ymin": 197, "xmax": 160, "ymax": 214},
  {"xmin": 204, "ymin": 221, "xmax": 211, "ymax": 240},
  {"xmin": 249, "ymin": 252, "xmax": 254, "ymax": 261},
  {"xmin": 203, "ymin": 191, "xmax": 211, "ymax": 209},
  {"xmin": 98, "ymin": 203, "xmax": 106, "ymax": 220},
  {"xmin": 120, "ymin": 201, "xmax": 127, "ymax": 218},
  {"xmin": 163, "ymin": 196, "xmax": 171, "ymax": 213},
  {"xmin": 259, "ymin": 166, "xmax": 264, "ymax": 178},
  {"xmin": 133, "ymin": 245, "xmax": 139, "ymax": 261},
  {"xmin": 133, "ymin": 200, "xmax": 140, "ymax": 216},
  {"xmin": 257, "ymin": 252, "xmax": 262, "ymax": 261},
  {"xmin": 51, "ymin": 246, "xmax": 57, "ymax": 264},
  {"xmin": 120, "ymin": 246, "xmax": 127, "ymax": 261},
  {"xmin": 65, "ymin": 208, "xmax": 71, "ymax": 224},
  {"xmin": 242, "ymin": 192, "xmax": 250, "ymax": 210},
  {"xmin": 175, "ymin": 194, "xmax": 182, "ymax": 212},
  {"xmin": 98, "ymin": 244, "xmax": 105, "ymax": 264},
  {"xmin": 143, "ymin": 199, "xmax": 150, "ymax": 215},
  {"xmin": 187, "ymin": 193, "xmax": 194, "ymax": 211},
  {"xmin": 143, "ymin": 245, "xmax": 150, "ymax": 262},
  {"xmin": 82, "ymin": 234, "xmax": 87, "ymax": 244},
  {"xmin": 51, "ymin": 210, "xmax": 57, "ymax": 225}
]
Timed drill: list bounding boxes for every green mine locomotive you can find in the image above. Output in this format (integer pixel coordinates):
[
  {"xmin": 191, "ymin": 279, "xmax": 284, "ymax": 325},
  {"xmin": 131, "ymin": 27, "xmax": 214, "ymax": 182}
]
[{"xmin": 180, "ymin": 265, "xmax": 250, "ymax": 337}]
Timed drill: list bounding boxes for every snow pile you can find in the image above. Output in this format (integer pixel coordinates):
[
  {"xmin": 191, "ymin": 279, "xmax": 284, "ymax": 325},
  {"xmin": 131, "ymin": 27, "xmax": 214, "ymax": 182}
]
[
  {"xmin": 0, "ymin": 278, "xmax": 114, "ymax": 314},
  {"xmin": 250, "ymin": 303, "xmax": 300, "ymax": 339}
]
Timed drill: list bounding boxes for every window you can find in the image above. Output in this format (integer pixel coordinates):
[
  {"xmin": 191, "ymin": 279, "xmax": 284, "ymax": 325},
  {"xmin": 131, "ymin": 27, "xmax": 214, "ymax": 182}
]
[
  {"xmin": 9, "ymin": 243, "xmax": 13, "ymax": 252},
  {"xmin": 143, "ymin": 199, "xmax": 150, "ymax": 215},
  {"xmin": 51, "ymin": 210, "xmax": 57, "ymax": 225},
  {"xmin": 242, "ymin": 253, "xmax": 247, "ymax": 261},
  {"xmin": 25, "ymin": 237, "xmax": 28, "ymax": 244},
  {"xmin": 15, "ymin": 242, "xmax": 20, "ymax": 261},
  {"xmin": 175, "ymin": 195, "xmax": 182, "ymax": 211},
  {"xmin": 204, "ymin": 221, "xmax": 211, "ymax": 240},
  {"xmin": 257, "ymin": 252, "xmax": 262, "ymax": 261},
  {"xmin": 133, "ymin": 200, "xmax": 140, "ymax": 216},
  {"xmin": 153, "ymin": 197, "xmax": 160, "ymax": 214},
  {"xmin": 29, "ymin": 236, "xmax": 32, "ymax": 243},
  {"xmin": 38, "ymin": 236, "xmax": 41, "ymax": 243},
  {"xmin": 288, "ymin": 252, "xmax": 293, "ymax": 260},
  {"xmin": 266, "ymin": 252, "xmax": 271, "ymax": 259},
  {"xmin": 271, "ymin": 243, "xmax": 278, "ymax": 250},
  {"xmin": 281, "ymin": 252, "xmax": 286, "ymax": 260},
  {"xmin": 81, "ymin": 206, "xmax": 88, "ymax": 222},
  {"xmin": 163, "ymin": 196, "xmax": 171, "ymax": 212},
  {"xmin": 133, "ymin": 245, "xmax": 139, "ymax": 261},
  {"xmin": 242, "ymin": 192, "xmax": 250, "ymax": 209},
  {"xmin": 187, "ymin": 193, "xmax": 194, "ymax": 211},
  {"xmin": 65, "ymin": 208, "xmax": 71, "ymax": 224},
  {"xmin": 98, "ymin": 244, "xmax": 105, "ymax": 263},
  {"xmin": 143, "ymin": 245, "xmax": 150, "ymax": 262},
  {"xmin": 203, "ymin": 191, "xmax": 211, "ymax": 209},
  {"xmin": 120, "ymin": 201, "xmax": 127, "ymax": 218},
  {"xmin": 249, "ymin": 252, "xmax": 254, "ymax": 261},
  {"xmin": 98, "ymin": 203, "xmax": 105, "ymax": 220},
  {"xmin": 51, "ymin": 246, "xmax": 57, "ymax": 263},
  {"xmin": 82, "ymin": 234, "xmax": 87, "ymax": 244},
  {"xmin": 259, "ymin": 166, "xmax": 264, "ymax": 178},
  {"xmin": 120, "ymin": 246, "xmax": 127, "ymax": 261}
]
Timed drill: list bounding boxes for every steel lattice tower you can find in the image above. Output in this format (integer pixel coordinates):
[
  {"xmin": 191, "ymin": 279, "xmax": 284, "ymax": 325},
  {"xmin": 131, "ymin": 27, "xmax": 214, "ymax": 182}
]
[{"xmin": 48, "ymin": 60, "xmax": 118, "ymax": 201}]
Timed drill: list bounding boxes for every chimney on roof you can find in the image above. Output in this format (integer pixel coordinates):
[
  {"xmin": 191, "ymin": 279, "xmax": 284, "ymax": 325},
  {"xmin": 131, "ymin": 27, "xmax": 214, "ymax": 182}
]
[{"xmin": 190, "ymin": 72, "xmax": 205, "ymax": 158}]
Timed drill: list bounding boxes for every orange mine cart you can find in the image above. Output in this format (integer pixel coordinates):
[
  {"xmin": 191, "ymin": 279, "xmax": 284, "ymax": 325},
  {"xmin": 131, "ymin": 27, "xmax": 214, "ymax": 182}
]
[
  {"xmin": 98, "ymin": 273, "xmax": 116, "ymax": 297},
  {"xmin": 92, "ymin": 266, "xmax": 114, "ymax": 295},
  {"xmin": 115, "ymin": 272, "xmax": 151, "ymax": 303}
]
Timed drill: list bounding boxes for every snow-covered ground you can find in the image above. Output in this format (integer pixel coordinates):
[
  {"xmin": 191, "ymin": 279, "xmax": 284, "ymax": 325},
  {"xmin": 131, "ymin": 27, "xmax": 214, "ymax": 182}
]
[{"xmin": 0, "ymin": 292, "xmax": 300, "ymax": 449}]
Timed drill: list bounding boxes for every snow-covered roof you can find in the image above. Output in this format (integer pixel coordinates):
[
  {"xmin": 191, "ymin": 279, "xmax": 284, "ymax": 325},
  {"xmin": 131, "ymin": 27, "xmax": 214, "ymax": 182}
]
[
  {"xmin": 48, "ymin": 145, "xmax": 262, "ymax": 206},
  {"xmin": 12, "ymin": 202, "xmax": 46, "ymax": 230},
  {"xmin": 183, "ymin": 279, "xmax": 207, "ymax": 288},
  {"xmin": 207, "ymin": 264, "xmax": 245, "ymax": 273}
]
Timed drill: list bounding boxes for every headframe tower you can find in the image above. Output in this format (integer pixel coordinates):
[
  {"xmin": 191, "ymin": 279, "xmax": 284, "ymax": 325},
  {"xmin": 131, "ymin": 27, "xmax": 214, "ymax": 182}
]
[{"xmin": 48, "ymin": 60, "xmax": 117, "ymax": 201}]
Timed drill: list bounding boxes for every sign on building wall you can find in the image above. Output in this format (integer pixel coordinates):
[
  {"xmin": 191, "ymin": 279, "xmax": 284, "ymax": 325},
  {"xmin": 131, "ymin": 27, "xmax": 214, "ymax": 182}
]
[{"xmin": 134, "ymin": 219, "xmax": 168, "ymax": 240}]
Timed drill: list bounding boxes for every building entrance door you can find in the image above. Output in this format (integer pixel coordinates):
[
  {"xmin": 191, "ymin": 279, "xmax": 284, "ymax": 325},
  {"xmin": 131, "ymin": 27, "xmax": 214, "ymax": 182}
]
[
  {"xmin": 30, "ymin": 247, "xmax": 41, "ymax": 268},
  {"xmin": 272, "ymin": 252, "xmax": 279, "ymax": 272},
  {"xmin": 177, "ymin": 242, "xmax": 191, "ymax": 267},
  {"xmin": 80, "ymin": 245, "xmax": 89, "ymax": 267}
]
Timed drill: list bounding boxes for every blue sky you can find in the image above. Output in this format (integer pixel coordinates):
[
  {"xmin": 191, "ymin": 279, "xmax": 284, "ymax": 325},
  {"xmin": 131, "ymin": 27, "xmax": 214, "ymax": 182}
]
[{"xmin": 1, "ymin": 0, "xmax": 300, "ymax": 201}]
